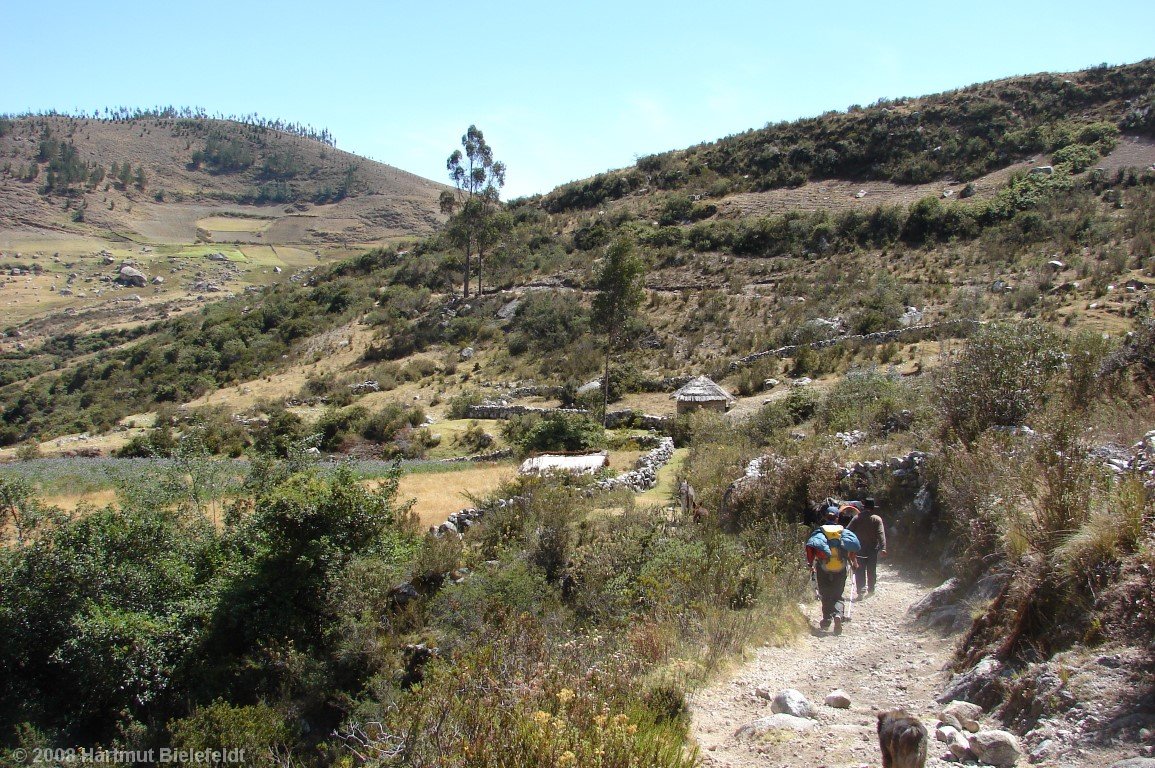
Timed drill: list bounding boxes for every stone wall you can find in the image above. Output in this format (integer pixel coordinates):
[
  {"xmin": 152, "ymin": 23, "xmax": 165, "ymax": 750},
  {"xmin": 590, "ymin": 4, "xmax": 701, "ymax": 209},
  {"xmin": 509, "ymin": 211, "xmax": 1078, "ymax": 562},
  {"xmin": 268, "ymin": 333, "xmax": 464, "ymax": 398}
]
[
  {"xmin": 596, "ymin": 437, "xmax": 675, "ymax": 492},
  {"xmin": 729, "ymin": 319, "xmax": 982, "ymax": 371},
  {"xmin": 465, "ymin": 403, "xmax": 673, "ymax": 432},
  {"xmin": 464, "ymin": 404, "xmax": 590, "ymax": 420},
  {"xmin": 431, "ymin": 437, "xmax": 677, "ymax": 538}
]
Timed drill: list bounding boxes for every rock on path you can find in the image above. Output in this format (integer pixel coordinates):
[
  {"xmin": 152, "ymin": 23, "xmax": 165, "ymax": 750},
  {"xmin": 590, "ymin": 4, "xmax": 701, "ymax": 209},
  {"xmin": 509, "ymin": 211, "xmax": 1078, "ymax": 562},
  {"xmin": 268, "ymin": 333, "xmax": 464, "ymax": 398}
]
[{"xmin": 689, "ymin": 563, "xmax": 957, "ymax": 768}]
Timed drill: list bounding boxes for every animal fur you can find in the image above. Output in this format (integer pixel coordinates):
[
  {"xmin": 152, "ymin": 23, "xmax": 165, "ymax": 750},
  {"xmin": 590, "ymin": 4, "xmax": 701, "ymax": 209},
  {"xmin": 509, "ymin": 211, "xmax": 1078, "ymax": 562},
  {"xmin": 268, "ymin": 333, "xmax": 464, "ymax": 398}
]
[{"xmin": 877, "ymin": 709, "xmax": 928, "ymax": 768}]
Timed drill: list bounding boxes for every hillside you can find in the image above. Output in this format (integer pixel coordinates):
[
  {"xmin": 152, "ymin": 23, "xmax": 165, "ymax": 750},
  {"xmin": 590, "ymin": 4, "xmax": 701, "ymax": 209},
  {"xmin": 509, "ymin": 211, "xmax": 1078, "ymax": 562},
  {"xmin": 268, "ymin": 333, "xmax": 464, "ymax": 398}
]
[
  {"xmin": 0, "ymin": 112, "xmax": 448, "ymax": 240},
  {"xmin": 0, "ymin": 113, "xmax": 450, "ymax": 333},
  {"xmin": 2, "ymin": 60, "xmax": 1155, "ymax": 768},
  {"xmin": 2, "ymin": 61, "xmax": 1155, "ymax": 450}
]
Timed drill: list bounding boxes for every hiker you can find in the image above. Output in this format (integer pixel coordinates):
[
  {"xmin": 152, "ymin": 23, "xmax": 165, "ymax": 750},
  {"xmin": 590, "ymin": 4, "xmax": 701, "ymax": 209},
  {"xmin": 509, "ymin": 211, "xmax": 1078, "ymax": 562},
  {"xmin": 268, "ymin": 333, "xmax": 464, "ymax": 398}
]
[
  {"xmin": 847, "ymin": 497, "xmax": 887, "ymax": 597},
  {"xmin": 806, "ymin": 506, "xmax": 861, "ymax": 634}
]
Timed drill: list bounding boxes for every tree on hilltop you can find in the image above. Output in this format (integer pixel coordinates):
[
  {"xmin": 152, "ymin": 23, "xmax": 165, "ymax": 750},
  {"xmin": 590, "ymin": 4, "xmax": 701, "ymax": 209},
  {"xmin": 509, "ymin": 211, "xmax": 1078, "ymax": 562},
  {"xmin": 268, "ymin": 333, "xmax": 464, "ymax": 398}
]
[{"xmin": 441, "ymin": 125, "xmax": 506, "ymax": 298}]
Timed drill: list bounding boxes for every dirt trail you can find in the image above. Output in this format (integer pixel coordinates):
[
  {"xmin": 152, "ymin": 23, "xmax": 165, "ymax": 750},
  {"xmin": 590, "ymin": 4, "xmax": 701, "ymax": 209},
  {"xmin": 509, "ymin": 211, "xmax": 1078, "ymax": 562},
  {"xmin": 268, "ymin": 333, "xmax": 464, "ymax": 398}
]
[{"xmin": 689, "ymin": 563, "xmax": 956, "ymax": 768}]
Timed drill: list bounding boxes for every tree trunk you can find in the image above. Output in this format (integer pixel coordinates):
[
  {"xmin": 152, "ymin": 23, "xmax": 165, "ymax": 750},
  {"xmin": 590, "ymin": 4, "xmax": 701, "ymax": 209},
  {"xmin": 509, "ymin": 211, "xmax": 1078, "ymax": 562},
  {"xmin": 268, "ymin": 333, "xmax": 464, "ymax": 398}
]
[
  {"xmin": 462, "ymin": 242, "xmax": 471, "ymax": 298},
  {"xmin": 602, "ymin": 336, "xmax": 612, "ymax": 427}
]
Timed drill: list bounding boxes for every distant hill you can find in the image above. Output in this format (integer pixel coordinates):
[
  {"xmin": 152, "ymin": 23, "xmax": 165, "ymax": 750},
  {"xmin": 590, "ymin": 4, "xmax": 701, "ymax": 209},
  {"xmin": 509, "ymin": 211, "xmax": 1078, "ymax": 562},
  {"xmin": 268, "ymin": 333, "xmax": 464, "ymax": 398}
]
[{"xmin": 0, "ymin": 113, "xmax": 449, "ymax": 244}]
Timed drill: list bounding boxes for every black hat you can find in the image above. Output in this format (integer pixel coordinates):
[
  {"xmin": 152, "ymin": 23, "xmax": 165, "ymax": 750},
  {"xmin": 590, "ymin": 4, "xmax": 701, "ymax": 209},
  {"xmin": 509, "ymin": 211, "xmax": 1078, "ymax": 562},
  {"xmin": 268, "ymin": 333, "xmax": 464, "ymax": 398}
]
[{"xmin": 864, "ymin": 497, "xmax": 876, "ymax": 509}]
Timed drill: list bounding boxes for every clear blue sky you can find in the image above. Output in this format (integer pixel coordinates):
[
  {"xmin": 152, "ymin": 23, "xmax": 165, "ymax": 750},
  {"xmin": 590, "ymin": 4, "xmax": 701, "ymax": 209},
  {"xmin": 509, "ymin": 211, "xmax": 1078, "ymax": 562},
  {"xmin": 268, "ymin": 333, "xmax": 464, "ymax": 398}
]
[{"xmin": 3, "ymin": 0, "xmax": 1152, "ymax": 199}]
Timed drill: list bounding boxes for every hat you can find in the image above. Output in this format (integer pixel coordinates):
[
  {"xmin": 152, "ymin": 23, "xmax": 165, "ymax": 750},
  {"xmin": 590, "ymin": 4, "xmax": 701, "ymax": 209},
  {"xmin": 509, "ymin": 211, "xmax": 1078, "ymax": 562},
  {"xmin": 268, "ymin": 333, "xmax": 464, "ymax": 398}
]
[
  {"xmin": 864, "ymin": 497, "xmax": 876, "ymax": 509},
  {"xmin": 824, "ymin": 506, "xmax": 839, "ymax": 520}
]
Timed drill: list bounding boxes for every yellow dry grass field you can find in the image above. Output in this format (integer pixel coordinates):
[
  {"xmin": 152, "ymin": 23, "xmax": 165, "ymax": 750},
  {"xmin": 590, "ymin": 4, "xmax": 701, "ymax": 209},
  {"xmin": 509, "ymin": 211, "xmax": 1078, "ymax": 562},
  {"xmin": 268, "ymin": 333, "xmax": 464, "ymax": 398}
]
[
  {"xmin": 614, "ymin": 392, "xmax": 677, "ymax": 416},
  {"xmin": 197, "ymin": 216, "xmax": 274, "ymax": 234},
  {"xmin": 393, "ymin": 463, "xmax": 517, "ymax": 529},
  {"xmin": 41, "ymin": 488, "xmax": 119, "ymax": 512}
]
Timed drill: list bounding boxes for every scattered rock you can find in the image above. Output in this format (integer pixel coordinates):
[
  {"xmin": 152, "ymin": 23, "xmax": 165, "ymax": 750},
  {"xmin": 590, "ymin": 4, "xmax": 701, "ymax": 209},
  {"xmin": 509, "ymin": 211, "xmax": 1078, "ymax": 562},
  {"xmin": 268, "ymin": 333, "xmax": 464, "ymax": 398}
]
[
  {"xmin": 735, "ymin": 713, "xmax": 817, "ymax": 738},
  {"xmin": 942, "ymin": 700, "xmax": 984, "ymax": 732},
  {"xmin": 969, "ymin": 729, "xmax": 1023, "ymax": 767},
  {"xmin": 824, "ymin": 690, "xmax": 851, "ymax": 709},
  {"xmin": 769, "ymin": 689, "xmax": 816, "ymax": 719}
]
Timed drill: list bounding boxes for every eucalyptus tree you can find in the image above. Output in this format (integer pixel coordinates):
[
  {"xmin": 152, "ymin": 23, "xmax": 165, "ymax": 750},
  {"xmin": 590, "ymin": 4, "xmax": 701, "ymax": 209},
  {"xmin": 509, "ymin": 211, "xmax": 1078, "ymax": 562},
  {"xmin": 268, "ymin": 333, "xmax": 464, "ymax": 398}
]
[
  {"xmin": 442, "ymin": 125, "xmax": 506, "ymax": 297},
  {"xmin": 591, "ymin": 237, "xmax": 646, "ymax": 424}
]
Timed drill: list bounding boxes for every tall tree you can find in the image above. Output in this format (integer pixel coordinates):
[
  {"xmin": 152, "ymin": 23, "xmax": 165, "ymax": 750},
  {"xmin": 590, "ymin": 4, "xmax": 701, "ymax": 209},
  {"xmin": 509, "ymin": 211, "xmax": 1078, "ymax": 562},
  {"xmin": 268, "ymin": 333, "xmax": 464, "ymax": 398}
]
[
  {"xmin": 591, "ymin": 238, "xmax": 645, "ymax": 424},
  {"xmin": 443, "ymin": 125, "xmax": 506, "ymax": 297}
]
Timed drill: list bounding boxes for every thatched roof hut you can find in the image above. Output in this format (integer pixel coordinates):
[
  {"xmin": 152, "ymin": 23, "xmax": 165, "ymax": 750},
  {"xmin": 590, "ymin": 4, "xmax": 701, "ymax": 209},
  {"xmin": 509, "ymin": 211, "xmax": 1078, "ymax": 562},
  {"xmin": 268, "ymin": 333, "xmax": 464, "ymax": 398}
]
[{"xmin": 671, "ymin": 375, "xmax": 735, "ymax": 414}]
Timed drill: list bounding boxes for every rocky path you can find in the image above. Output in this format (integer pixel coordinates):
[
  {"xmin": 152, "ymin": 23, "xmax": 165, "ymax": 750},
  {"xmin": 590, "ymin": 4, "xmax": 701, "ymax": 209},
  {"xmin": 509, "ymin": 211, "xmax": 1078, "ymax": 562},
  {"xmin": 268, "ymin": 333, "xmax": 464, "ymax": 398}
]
[{"xmin": 689, "ymin": 563, "xmax": 957, "ymax": 768}]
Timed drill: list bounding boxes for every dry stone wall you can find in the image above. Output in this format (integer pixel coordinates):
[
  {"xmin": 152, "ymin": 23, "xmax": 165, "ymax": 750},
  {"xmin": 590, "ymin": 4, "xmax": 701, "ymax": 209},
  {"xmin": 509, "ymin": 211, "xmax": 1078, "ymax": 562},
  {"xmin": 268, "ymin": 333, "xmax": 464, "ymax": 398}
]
[{"xmin": 729, "ymin": 319, "xmax": 982, "ymax": 371}]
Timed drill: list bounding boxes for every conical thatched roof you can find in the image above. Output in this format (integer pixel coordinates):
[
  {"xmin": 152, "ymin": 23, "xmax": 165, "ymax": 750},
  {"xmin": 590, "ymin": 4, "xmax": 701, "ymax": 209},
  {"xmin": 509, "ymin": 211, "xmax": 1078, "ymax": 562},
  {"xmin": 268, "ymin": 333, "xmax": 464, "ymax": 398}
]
[{"xmin": 671, "ymin": 375, "xmax": 735, "ymax": 403}]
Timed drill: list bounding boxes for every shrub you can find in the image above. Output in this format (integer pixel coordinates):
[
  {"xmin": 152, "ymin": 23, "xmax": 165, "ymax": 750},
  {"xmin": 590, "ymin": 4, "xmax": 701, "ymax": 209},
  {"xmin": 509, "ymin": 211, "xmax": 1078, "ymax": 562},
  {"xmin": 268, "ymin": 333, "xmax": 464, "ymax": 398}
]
[
  {"xmin": 506, "ymin": 412, "xmax": 605, "ymax": 456},
  {"xmin": 448, "ymin": 389, "xmax": 484, "ymax": 419},
  {"xmin": 815, "ymin": 367, "xmax": 921, "ymax": 435},
  {"xmin": 315, "ymin": 405, "xmax": 369, "ymax": 451},
  {"xmin": 935, "ymin": 321, "xmax": 1065, "ymax": 445},
  {"xmin": 168, "ymin": 701, "xmax": 294, "ymax": 768}
]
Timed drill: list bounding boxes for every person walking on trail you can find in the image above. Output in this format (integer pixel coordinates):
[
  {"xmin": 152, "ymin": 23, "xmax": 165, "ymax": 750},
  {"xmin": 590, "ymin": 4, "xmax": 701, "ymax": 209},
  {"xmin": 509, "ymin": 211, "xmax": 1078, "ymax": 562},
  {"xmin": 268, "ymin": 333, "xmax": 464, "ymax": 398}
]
[
  {"xmin": 806, "ymin": 506, "xmax": 861, "ymax": 634},
  {"xmin": 847, "ymin": 497, "xmax": 887, "ymax": 598}
]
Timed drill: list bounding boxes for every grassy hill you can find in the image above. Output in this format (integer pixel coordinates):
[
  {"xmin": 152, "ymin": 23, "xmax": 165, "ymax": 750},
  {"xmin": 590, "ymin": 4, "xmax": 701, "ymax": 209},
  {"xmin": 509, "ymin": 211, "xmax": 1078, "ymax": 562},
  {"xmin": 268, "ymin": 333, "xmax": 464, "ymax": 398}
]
[
  {"xmin": 1, "ymin": 62, "xmax": 1155, "ymax": 768},
  {"xmin": 1, "ymin": 61, "xmax": 1154, "ymax": 451},
  {"xmin": 0, "ymin": 112, "xmax": 450, "ymax": 335}
]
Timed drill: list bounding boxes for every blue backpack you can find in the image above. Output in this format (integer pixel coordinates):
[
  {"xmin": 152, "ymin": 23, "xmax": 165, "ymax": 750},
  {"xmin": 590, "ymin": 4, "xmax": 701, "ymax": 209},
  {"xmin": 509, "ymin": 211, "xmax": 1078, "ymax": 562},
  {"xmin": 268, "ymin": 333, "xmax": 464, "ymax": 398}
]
[{"xmin": 807, "ymin": 525, "xmax": 861, "ymax": 573}]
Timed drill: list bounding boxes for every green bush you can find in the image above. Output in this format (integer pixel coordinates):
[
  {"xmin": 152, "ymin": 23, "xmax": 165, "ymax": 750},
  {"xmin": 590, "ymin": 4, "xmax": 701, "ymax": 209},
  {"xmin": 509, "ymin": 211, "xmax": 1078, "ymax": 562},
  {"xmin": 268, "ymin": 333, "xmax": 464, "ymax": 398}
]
[
  {"xmin": 935, "ymin": 321, "xmax": 1065, "ymax": 445},
  {"xmin": 448, "ymin": 389, "xmax": 484, "ymax": 419},
  {"xmin": 168, "ymin": 701, "xmax": 294, "ymax": 768},
  {"xmin": 505, "ymin": 412, "xmax": 605, "ymax": 456},
  {"xmin": 1052, "ymin": 143, "xmax": 1100, "ymax": 174}
]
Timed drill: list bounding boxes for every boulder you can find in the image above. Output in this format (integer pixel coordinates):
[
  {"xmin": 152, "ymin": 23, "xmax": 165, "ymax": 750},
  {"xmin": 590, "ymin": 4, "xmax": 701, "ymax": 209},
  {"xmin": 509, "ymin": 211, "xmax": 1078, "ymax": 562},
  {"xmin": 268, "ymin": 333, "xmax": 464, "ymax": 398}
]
[
  {"xmin": 938, "ymin": 655, "xmax": 1006, "ymax": 709},
  {"xmin": 948, "ymin": 728, "xmax": 973, "ymax": 760},
  {"xmin": 824, "ymin": 689, "xmax": 851, "ymax": 708},
  {"xmin": 734, "ymin": 713, "xmax": 816, "ymax": 738},
  {"xmin": 116, "ymin": 266, "xmax": 147, "ymax": 287},
  {"xmin": 942, "ymin": 700, "xmax": 984, "ymax": 732},
  {"xmin": 769, "ymin": 688, "xmax": 816, "ymax": 719},
  {"xmin": 969, "ymin": 729, "xmax": 1023, "ymax": 767},
  {"xmin": 935, "ymin": 723, "xmax": 959, "ymax": 743}
]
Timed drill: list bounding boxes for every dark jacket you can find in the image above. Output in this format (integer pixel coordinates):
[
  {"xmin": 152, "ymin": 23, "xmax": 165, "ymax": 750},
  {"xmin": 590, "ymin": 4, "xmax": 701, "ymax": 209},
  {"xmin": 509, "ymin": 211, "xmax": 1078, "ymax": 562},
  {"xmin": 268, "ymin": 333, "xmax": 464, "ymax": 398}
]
[{"xmin": 847, "ymin": 512, "xmax": 886, "ymax": 552}]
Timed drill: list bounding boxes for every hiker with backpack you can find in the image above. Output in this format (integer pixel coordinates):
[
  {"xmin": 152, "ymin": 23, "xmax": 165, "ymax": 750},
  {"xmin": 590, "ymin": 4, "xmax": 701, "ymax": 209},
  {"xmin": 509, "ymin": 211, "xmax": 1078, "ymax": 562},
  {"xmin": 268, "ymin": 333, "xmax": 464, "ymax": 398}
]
[
  {"xmin": 847, "ymin": 497, "xmax": 887, "ymax": 597},
  {"xmin": 806, "ymin": 506, "xmax": 862, "ymax": 634}
]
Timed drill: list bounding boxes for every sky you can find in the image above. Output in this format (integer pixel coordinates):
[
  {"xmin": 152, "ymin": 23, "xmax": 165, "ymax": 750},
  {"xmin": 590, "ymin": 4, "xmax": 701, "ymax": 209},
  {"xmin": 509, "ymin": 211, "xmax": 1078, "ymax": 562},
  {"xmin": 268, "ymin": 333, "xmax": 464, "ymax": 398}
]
[{"xmin": 2, "ymin": 1, "xmax": 1153, "ymax": 200}]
